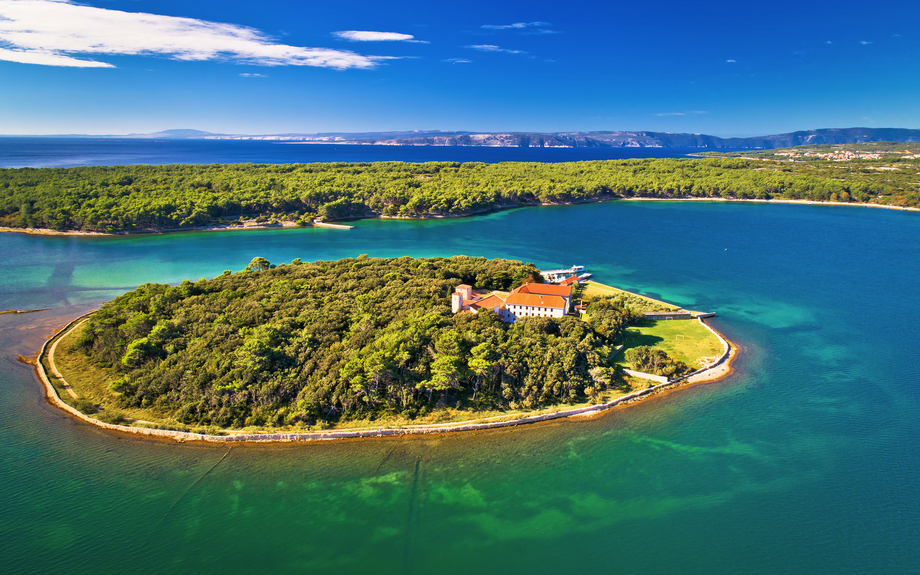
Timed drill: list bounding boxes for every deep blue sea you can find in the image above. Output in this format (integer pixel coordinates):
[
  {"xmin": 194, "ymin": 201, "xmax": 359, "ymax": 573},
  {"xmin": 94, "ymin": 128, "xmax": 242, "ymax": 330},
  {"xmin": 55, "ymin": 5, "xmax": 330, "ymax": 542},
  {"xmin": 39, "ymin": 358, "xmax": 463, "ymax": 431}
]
[
  {"xmin": 0, "ymin": 137, "xmax": 731, "ymax": 168},
  {"xmin": 0, "ymin": 143, "xmax": 918, "ymax": 574}
]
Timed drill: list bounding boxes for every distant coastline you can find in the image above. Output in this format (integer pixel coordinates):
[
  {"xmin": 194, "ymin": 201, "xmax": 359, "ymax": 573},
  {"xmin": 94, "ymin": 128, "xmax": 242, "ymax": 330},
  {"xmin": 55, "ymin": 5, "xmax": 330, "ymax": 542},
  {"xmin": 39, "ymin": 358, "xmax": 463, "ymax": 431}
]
[{"xmin": 6, "ymin": 126, "xmax": 920, "ymax": 150}]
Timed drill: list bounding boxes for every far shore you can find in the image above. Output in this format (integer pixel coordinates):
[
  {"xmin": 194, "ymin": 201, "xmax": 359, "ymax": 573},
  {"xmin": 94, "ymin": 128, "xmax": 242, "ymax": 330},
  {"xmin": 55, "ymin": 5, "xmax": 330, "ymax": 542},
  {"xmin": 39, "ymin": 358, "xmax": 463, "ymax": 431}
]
[
  {"xmin": 36, "ymin": 309, "xmax": 736, "ymax": 444},
  {"xmin": 0, "ymin": 220, "xmax": 302, "ymax": 237},
  {"xmin": 621, "ymin": 196, "xmax": 920, "ymax": 212},
  {"xmin": 4, "ymin": 195, "xmax": 916, "ymax": 237}
]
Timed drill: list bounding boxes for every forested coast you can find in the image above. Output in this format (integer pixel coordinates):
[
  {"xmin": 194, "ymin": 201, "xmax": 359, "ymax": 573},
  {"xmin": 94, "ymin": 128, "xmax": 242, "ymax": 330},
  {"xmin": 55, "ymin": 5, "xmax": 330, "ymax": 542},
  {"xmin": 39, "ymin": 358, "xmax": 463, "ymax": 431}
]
[
  {"xmin": 3, "ymin": 153, "xmax": 918, "ymax": 233},
  {"xmin": 59, "ymin": 256, "xmax": 685, "ymax": 431}
]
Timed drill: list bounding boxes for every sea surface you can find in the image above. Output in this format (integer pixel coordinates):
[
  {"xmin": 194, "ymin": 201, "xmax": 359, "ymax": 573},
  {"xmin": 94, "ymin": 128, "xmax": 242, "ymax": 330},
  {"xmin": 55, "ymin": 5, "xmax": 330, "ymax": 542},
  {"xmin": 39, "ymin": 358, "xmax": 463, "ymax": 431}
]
[
  {"xmin": 1, "ymin": 198, "xmax": 918, "ymax": 574},
  {"xmin": 0, "ymin": 137, "xmax": 735, "ymax": 168}
]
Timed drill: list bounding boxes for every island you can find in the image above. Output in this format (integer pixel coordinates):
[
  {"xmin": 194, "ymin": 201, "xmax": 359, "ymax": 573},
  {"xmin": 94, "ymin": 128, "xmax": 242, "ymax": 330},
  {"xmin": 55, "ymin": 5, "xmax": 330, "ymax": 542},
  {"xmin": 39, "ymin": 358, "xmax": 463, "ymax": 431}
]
[
  {"xmin": 36, "ymin": 256, "xmax": 734, "ymax": 441},
  {"xmin": 2, "ymin": 143, "xmax": 918, "ymax": 236}
]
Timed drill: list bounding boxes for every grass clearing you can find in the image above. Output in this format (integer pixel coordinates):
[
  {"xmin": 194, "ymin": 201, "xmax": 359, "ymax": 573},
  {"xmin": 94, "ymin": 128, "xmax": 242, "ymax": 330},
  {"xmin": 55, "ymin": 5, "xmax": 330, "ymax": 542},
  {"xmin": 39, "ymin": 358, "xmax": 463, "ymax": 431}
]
[
  {"xmin": 581, "ymin": 281, "xmax": 677, "ymax": 311},
  {"xmin": 613, "ymin": 319, "xmax": 723, "ymax": 370}
]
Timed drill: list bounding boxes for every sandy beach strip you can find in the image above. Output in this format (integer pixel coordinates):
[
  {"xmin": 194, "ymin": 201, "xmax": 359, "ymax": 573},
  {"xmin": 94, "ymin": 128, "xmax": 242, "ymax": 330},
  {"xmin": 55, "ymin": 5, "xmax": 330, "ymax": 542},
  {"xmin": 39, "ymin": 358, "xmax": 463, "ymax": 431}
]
[
  {"xmin": 0, "ymin": 221, "xmax": 302, "ymax": 237},
  {"xmin": 621, "ymin": 196, "xmax": 919, "ymax": 212}
]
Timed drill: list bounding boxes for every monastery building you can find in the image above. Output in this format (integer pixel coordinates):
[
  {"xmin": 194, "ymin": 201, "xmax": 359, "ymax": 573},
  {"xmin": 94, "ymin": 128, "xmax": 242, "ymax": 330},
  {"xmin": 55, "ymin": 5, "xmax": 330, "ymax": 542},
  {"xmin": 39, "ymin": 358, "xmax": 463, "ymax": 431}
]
[{"xmin": 452, "ymin": 282, "xmax": 573, "ymax": 322}]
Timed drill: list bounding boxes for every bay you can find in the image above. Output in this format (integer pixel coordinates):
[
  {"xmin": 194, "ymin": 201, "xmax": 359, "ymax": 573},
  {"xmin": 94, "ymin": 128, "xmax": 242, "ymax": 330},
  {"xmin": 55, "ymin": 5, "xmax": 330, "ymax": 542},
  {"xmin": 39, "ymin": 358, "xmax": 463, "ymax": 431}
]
[{"xmin": 1, "ymin": 199, "xmax": 919, "ymax": 574}]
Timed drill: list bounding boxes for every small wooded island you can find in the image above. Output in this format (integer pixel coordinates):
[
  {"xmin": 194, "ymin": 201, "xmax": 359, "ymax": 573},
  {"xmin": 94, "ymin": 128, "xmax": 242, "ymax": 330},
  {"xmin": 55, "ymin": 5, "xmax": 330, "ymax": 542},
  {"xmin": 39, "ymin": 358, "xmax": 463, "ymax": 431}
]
[{"xmin": 39, "ymin": 256, "xmax": 732, "ymax": 441}]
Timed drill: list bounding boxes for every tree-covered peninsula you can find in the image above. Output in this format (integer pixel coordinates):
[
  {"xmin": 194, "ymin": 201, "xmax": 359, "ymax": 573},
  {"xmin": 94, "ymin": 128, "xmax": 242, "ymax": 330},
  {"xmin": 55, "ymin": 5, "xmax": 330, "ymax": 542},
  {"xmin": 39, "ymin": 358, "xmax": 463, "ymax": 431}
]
[
  {"xmin": 3, "ymin": 152, "xmax": 918, "ymax": 232},
  {"xmin": 66, "ymin": 256, "xmax": 667, "ymax": 430}
]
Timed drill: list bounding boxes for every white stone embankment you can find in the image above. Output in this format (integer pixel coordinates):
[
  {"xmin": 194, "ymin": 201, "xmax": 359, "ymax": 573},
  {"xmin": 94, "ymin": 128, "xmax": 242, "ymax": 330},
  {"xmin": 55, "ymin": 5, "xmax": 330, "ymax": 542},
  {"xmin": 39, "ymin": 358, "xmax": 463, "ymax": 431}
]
[
  {"xmin": 312, "ymin": 220, "xmax": 354, "ymax": 229},
  {"xmin": 37, "ymin": 311, "xmax": 736, "ymax": 444}
]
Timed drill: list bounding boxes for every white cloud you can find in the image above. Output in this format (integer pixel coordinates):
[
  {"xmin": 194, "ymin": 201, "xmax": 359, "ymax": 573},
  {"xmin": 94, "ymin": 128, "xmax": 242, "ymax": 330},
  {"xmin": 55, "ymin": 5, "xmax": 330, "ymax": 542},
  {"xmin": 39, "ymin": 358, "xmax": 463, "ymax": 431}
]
[
  {"xmin": 482, "ymin": 22, "xmax": 549, "ymax": 30},
  {"xmin": 239, "ymin": 72, "xmax": 267, "ymax": 77},
  {"xmin": 0, "ymin": 0, "xmax": 384, "ymax": 69},
  {"xmin": 444, "ymin": 58, "xmax": 471, "ymax": 64},
  {"xmin": 466, "ymin": 44, "xmax": 526, "ymax": 54},
  {"xmin": 860, "ymin": 40, "xmax": 873, "ymax": 45},
  {"xmin": 726, "ymin": 59, "xmax": 736, "ymax": 63},
  {"xmin": 333, "ymin": 30, "xmax": 428, "ymax": 43},
  {"xmin": 0, "ymin": 45, "xmax": 112, "ymax": 67}
]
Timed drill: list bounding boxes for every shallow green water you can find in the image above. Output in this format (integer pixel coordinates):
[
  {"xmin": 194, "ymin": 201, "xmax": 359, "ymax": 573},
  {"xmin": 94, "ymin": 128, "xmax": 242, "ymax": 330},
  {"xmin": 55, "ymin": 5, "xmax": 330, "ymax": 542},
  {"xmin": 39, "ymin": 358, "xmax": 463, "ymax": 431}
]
[{"xmin": 1, "ymin": 201, "xmax": 918, "ymax": 574}]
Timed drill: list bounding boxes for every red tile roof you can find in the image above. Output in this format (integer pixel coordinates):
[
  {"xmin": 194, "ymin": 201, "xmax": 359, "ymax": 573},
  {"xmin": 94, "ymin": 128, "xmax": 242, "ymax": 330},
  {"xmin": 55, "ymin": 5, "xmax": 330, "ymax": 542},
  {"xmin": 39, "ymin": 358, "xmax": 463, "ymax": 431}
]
[
  {"xmin": 562, "ymin": 276, "xmax": 579, "ymax": 285},
  {"xmin": 505, "ymin": 293, "xmax": 566, "ymax": 309},
  {"xmin": 513, "ymin": 283, "xmax": 573, "ymax": 297},
  {"xmin": 470, "ymin": 294, "xmax": 505, "ymax": 310}
]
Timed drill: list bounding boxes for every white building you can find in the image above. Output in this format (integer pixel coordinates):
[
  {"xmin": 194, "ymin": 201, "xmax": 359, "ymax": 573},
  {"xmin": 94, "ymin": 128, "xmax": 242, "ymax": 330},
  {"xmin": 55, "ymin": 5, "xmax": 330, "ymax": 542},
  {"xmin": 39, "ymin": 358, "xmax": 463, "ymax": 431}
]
[{"xmin": 451, "ymin": 282, "xmax": 573, "ymax": 322}]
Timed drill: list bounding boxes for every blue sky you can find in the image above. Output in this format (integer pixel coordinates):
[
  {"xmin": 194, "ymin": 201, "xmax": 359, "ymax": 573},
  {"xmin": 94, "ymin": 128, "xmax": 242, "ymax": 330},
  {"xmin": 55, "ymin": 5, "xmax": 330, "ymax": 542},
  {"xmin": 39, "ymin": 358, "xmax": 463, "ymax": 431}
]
[{"xmin": 0, "ymin": 0, "xmax": 918, "ymax": 136}]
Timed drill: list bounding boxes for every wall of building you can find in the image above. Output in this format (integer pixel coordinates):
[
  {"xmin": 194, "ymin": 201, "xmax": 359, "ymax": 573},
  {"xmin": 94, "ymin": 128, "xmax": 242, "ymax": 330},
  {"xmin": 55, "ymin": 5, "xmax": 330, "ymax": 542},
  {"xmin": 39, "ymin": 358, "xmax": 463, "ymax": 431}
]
[{"xmin": 506, "ymin": 304, "xmax": 565, "ymax": 321}]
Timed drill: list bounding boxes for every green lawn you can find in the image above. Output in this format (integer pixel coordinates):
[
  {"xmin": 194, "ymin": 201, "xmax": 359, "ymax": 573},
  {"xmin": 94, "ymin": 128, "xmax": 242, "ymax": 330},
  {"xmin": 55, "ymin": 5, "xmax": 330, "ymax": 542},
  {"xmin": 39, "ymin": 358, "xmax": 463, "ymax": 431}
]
[
  {"xmin": 612, "ymin": 319, "xmax": 724, "ymax": 370},
  {"xmin": 581, "ymin": 281, "xmax": 678, "ymax": 310}
]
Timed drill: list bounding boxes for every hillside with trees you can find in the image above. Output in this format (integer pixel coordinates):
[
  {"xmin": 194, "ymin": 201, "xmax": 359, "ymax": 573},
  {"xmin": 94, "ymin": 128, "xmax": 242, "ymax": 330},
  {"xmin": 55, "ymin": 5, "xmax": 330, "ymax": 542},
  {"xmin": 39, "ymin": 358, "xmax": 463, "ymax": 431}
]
[
  {"xmin": 69, "ymin": 256, "xmax": 658, "ymax": 429},
  {"xmin": 2, "ymin": 154, "xmax": 918, "ymax": 232}
]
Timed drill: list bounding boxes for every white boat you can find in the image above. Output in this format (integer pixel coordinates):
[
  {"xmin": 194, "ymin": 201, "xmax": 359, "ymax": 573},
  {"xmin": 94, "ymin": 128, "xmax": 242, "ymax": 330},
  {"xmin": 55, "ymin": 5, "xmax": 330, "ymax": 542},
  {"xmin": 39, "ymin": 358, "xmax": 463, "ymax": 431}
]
[
  {"xmin": 540, "ymin": 265, "xmax": 587, "ymax": 284},
  {"xmin": 541, "ymin": 265, "xmax": 585, "ymax": 275}
]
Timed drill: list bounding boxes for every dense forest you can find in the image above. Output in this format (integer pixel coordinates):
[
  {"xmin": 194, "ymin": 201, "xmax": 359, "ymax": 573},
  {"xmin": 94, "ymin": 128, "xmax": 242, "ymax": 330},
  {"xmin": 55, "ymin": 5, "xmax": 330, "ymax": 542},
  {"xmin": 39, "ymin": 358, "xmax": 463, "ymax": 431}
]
[
  {"xmin": 72, "ymin": 256, "xmax": 656, "ymax": 428},
  {"xmin": 3, "ymin": 154, "xmax": 917, "ymax": 232}
]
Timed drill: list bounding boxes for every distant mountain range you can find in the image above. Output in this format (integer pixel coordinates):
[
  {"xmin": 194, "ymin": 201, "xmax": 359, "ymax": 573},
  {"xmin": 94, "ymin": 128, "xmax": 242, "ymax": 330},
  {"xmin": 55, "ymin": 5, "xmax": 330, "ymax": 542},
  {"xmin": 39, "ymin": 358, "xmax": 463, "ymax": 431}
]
[{"xmin": 15, "ymin": 127, "xmax": 920, "ymax": 149}]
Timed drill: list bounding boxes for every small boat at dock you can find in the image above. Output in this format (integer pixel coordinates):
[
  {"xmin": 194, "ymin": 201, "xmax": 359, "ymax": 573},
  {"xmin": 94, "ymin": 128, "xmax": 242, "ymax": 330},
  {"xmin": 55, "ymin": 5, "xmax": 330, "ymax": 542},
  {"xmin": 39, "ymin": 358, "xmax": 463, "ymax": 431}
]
[{"xmin": 541, "ymin": 266, "xmax": 588, "ymax": 284}]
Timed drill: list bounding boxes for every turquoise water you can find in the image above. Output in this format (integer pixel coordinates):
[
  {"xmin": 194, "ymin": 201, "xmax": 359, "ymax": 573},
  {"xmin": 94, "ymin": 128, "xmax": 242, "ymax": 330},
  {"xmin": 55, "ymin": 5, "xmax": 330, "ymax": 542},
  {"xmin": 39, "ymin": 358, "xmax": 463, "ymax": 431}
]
[{"xmin": 1, "ymin": 201, "xmax": 919, "ymax": 573}]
